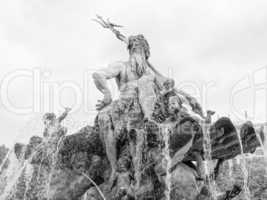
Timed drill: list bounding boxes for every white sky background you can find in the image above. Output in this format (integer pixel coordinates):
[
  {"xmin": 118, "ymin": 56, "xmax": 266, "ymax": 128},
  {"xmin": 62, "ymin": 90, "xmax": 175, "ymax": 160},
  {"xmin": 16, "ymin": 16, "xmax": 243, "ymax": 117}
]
[{"xmin": 0, "ymin": 0, "xmax": 267, "ymax": 146}]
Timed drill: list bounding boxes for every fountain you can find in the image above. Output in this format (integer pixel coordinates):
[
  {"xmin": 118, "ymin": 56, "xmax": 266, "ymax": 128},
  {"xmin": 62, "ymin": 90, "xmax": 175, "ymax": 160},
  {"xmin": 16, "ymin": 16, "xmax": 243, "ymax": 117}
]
[{"xmin": 0, "ymin": 16, "xmax": 266, "ymax": 200}]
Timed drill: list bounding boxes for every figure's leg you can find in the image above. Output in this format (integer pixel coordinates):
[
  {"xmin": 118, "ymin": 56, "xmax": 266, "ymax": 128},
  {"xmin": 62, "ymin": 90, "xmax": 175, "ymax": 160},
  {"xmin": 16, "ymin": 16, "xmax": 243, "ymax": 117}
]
[
  {"xmin": 104, "ymin": 126, "xmax": 118, "ymax": 188},
  {"xmin": 98, "ymin": 113, "xmax": 118, "ymax": 187},
  {"xmin": 134, "ymin": 129, "xmax": 146, "ymax": 189},
  {"xmin": 137, "ymin": 75, "xmax": 157, "ymax": 119}
]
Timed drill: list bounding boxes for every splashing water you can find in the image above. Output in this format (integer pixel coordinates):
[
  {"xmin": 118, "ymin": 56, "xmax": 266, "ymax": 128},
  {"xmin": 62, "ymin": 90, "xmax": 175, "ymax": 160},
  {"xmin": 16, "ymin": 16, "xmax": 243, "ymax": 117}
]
[
  {"xmin": 0, "ymin": 151, "xmax": 26, "ymax": 199},
  {"xmin": 36, "ymin": 153, "xmax": 45, "ymax": 182},
  {"xmin": 161, "ymin": 123, "xmax": 172, "ymax": 200},
  {"xmin": 0, "ymin": 141, "xmax": 47, "ymax": 200},
  {"xmin": 236, "ymin": 130, "xmax": 251, "ymax": 200}
]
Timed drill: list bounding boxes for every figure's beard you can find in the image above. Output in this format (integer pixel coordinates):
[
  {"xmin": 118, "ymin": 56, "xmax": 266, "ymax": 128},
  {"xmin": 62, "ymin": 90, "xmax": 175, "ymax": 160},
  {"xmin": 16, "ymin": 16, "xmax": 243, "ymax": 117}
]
[{"xmin": 130, "ymin": 53, "xmax": 148, "ymax": 77}]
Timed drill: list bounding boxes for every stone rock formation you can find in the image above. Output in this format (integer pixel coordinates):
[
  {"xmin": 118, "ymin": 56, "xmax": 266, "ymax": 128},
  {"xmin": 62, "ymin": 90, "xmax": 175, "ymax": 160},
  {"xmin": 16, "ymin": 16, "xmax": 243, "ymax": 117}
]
[{"xmin": 0, "ymin": 88, "xmax": 263, "ymax": 200}]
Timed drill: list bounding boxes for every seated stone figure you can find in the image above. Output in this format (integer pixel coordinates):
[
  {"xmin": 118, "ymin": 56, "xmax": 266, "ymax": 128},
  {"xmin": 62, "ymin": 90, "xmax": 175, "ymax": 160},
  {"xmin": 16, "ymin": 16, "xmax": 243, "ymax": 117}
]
[
  {"xmin": 92, "ymin": 34, "xmax": 205, "ymax": 191},
  {"xmin": 92, "ymin": 34, "xmax": 177, "ymax": 186}
]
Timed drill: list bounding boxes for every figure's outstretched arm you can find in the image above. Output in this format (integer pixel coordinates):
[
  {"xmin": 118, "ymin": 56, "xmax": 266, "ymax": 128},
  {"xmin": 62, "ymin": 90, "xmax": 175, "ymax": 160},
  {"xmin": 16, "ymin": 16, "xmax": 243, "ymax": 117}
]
[
  {"xmin": 92, "ymin": 62, "xmax": 123, "ymax": 110},
  {"xmin": 175, "ymin": 89, "xmax": 204, "ymax": 117}
]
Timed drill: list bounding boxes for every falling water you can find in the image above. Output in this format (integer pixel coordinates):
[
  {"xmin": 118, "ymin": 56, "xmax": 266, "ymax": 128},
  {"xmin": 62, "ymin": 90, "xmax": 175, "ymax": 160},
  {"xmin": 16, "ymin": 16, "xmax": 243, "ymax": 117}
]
[
  {"xmin": 23, "ymin": 163, "xmax": 34, "ymax": 200},
  {"xmin": 228, "ymin": 160, "xmax": 234, "ymax": 183},
  {"xmin": 134, "ymin": 129, "xmax": 145, "ymax": 190},
  {"xmin": 264, "ymin": 125, "xmax": 267, "ymax": 174},
  {"xmin": 0, "ymin": 117, "xmax": 71, "ymax": 200},
  {"xmin": 0, "ymin": 149, "xmax": 12, "ymax": 175},
  {"xmin": 201, "ymin": 123, "xmax": 217, "ymax": 200},
  {"xmin": 161, "ymin": 123, "xmax": 172, "ymax": 200},
  {"xmin": 236, "ymin": 130, "xmax": 251, "ymax": 200},
  {"xmin": 255, "ymin": 126, "xmax": 265, "ymax": 155}
]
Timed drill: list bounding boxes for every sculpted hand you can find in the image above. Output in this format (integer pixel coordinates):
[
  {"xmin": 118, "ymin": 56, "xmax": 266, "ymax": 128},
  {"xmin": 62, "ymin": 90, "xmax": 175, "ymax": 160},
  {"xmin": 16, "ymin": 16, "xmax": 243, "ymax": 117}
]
[
  {"xmin": 188, "ymin": 97, "xmax": 204, "ymax": 117},
  {"xmin": 96, "ymin": 94, "xmax": 112, "ymax": 111},
  {"xmin": 64, "ymin": 107, "xmax": 72, "ymax": 112}
]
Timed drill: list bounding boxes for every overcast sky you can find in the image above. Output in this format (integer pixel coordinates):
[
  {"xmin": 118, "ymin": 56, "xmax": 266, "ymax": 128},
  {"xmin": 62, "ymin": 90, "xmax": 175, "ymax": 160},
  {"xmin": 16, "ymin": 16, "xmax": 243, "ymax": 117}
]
[{"xmin": 0, "ymin": 0, "xmax": 267, "ymax": 146}]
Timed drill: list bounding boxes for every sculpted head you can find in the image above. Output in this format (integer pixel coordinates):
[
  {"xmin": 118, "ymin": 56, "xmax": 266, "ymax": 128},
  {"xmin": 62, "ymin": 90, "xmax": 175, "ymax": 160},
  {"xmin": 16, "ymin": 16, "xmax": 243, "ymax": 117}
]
[
  {"xmin": 127, "ymin": 34, "xmax": 150, "ymax": 59},
  {"xmin": 43, "ymin": 112, "xmax": 56, "ymax": 127},
  {"xmin": 127, "ymin": 34, "xmax": 150, "ymax": 76}
]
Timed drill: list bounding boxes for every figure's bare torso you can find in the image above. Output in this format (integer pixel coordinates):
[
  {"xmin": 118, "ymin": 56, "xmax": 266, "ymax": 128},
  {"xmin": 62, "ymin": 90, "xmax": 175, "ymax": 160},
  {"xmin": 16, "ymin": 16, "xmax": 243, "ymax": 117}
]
[
  {"xmin": 115, "ymin": 62, "xmax": 143, "ymax": 87},
  {"xmin": 114, "ymin": 61, "xmax": 153, "ymax": 97}
]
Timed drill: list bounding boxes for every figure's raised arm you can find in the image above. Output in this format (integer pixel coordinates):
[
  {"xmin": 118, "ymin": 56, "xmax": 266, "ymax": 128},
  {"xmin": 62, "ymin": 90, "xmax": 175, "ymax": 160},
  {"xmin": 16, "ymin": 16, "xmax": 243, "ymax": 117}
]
[
  {"xmin": 57, "ymin": 107, "xmax": 71, "ymax": 123},
  {"xmin": 92, "ymin": 62, "xmax": 123, "ymax": 110}
]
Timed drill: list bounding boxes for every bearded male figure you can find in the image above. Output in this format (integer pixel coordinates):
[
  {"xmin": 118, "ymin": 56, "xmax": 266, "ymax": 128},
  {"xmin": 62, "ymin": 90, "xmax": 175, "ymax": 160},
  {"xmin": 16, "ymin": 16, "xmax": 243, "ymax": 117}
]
[
  {"xmin": 93, "ymin": 35, "xmax": 172, "ymax": 114},
  {"xmin": 92, "ymin": 34, "xmax": 174, "ymax": 185},
  {"xmin": 92, "ymin": 16, "xmax": 204, "ymax": 190}
]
